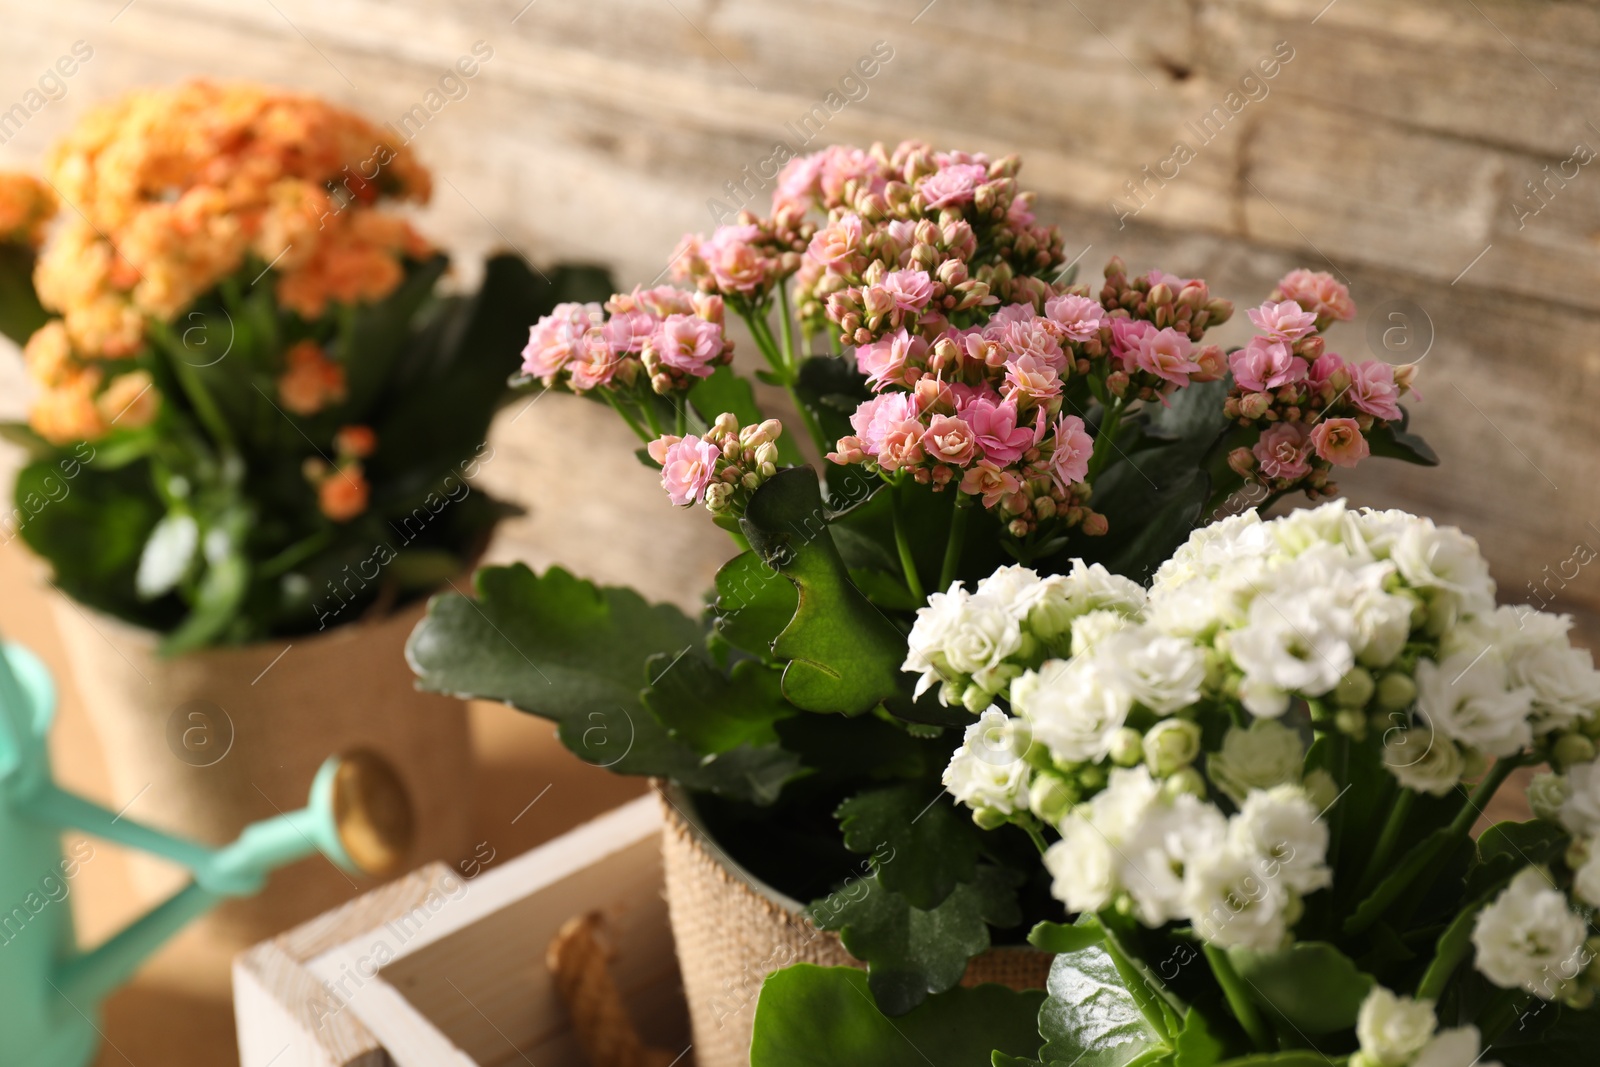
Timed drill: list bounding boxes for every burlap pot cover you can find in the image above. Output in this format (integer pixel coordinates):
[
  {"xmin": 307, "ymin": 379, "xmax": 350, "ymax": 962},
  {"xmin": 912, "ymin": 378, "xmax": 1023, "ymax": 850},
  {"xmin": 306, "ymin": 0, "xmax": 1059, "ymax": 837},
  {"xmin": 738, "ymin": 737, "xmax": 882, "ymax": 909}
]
[
  {"xmin": 657, "ymin": 783, "xmax": 1052, "ymax": 1067},
  {"xmin": 49, "ymin": 593, "xmax": 473, "ymax": 948}
]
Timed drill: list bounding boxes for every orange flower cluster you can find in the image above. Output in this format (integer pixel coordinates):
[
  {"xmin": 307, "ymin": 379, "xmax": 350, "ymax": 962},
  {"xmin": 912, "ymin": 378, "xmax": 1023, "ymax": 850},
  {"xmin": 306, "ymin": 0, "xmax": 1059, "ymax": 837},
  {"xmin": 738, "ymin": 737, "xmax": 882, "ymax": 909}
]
[
  {"xmin": 0, "ymin": 172, "xmax": 56, "ymax": 247},
  {"xmin": 23, "ymin": 80, "xmax": 433, "ymax": 444},
  {"xmin": 23, "ymin": 320, "xmax": 158, "ymax": 442}
]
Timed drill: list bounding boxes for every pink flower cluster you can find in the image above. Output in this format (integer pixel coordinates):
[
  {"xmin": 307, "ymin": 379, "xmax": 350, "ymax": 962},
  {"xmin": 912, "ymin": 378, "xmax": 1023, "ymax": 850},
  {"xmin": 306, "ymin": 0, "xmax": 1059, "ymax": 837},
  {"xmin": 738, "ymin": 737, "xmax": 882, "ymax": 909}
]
[
  {"xmin": 648, "ymin": 414, "xmax": 785, "ymax": 516},
  {"xmin": 520, "ymin": 285, "xmax": 733, "ymax": 396},
  {"xmin": 671, "ymin": 215, "xmax": 810, "ymax": 304},
  {"xmin": 1224, "ymin": 271, "xmax": 1419, "ymax": 495}
]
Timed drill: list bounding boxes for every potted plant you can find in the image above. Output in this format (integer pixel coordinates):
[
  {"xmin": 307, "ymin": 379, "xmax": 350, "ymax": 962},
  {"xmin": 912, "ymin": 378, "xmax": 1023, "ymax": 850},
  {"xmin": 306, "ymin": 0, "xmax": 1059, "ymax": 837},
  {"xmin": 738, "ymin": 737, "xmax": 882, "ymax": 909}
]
[
  {"xmin": 749, "ymin": 501, "xmax": 1600, "ymax": 1067},
  {"xmin": 0, "ymin": 82, "xmax": 608, "ymax": 942},
  {"xmin": 406, "ymin": 140, "xmax": 1435, "ymax": 1065}
]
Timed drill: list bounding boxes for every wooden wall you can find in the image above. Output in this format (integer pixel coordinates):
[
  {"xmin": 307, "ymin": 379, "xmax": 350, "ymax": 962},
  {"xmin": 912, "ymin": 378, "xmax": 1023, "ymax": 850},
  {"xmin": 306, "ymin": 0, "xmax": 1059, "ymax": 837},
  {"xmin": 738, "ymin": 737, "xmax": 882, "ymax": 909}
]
[{"xmin": 2, "ymin": 0, "xmax": 1598, "ymax": 637}]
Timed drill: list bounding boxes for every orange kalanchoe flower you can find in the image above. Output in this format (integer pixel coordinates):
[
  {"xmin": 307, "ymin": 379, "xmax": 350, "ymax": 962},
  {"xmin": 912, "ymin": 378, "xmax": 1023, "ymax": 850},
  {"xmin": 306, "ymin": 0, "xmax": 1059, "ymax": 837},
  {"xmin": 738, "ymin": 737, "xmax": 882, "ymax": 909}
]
[
  {"xmin": 334, "ymin": 424, "xmax": 376, "ymax": 459},
  {"xmin": 0, "ymin": 172, "xmax": 57, "ymax": 248},
  {"xmin": 278, "ymin": 340, "xmax": 347, "ymax": 416},
  {"xmin": 317, "ymin": 465, "xmax": 369, "ymax": 523}
]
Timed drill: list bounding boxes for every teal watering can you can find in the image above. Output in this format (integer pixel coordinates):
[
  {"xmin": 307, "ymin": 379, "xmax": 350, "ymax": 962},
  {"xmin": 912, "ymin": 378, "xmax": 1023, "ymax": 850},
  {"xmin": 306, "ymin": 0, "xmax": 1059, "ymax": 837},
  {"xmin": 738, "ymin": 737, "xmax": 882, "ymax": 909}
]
[{"xmin": 0, "ymin": 639, "xmax": 415, "ymax": 1066}]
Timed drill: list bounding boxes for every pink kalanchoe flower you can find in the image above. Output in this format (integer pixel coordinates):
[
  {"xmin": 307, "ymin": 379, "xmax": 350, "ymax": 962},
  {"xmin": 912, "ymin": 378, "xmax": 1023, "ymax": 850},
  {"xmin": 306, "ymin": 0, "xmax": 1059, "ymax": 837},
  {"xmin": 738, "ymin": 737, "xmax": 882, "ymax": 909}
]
[
  {"xmin": 603, "ymin": 309, "xmax": 656, "ymax": 354},
  {"xmin": 963, "ymin": 397, "xmax": 1035, "ymax": 465},
  {"xmin": 1273, "ymin": 269, "xmax": 1356, "ymax": 325},
  {"xmin": 610, "ymin": 285, "xmax": 697, "ymax": 319},
  {"xmin": 1310, "ymin": 417, "xmax": 1370, "ymax": 468},
  {"xmin": 988, "ymin": 302, "xmax": 1038, "ymax": 328},
  {"xmin": 1131, "ymin": 327, "xmax": 1202, "ymax": 387},
  {"xmin": 960, "ymin": 460, "xmax": 1022, "ymax": 509},
  {"xmin": 808, "ymin": 213, "xmax": 865, "ymax": 269},
  {"xmin": 1003, "ymin": 353, "xmax": 1063, "ymax": 404},
  {"xmin": 652, "ymin": 315, "xmax": 723, "ymax": 378},
  {"xmin": 917, "ymin": 163, "xmax": 988, "ymax": 209},
  {"xmin": 700, "ymin": 224, "xmax": 770, "ymax": 295},
  {"xmin": 993, "ymin": 318, "xmax": 1067, "ymax": 372},
  {"xmin": 1253, "ymin": 422, "xmax": 1313, "ymax": 482},
  {"xmin": 1109, "ymin": 317, "xmax": 1156, "ymax": 368},
  {"xmin": 1048, "ymin": 414, "xmax": 1094, "ymax": 490},
  {"xmin": 1309, "ymin": 350, "xmax": 1347, "ymax": 384},
  {"xmin": 856, "ymin": 329, "xmax": 928, "ymax": 391},
  {"xmin": 922, "ymin": 414, "xmax": 979, "ymax": 467},
  {"xmin": 1043, "ymin": 294, "xmax": 1108, "ymax": 344},
  {"xmin": 879, "ymin": 269, "xmax": 936, "ymax": 313},
  {"xmin": 818, "ymin": 145, "xmax": 882, "ymax": 205},
  {"xmin": 521, "ymin": 302, "xmax": 602, "ymax": 380},
  {"xmin": 1348, "ymin": 360, "xmax": 1404, "ymax": 421},
  {"xmin": 649, "ymin": 434, "xmax": 721, "ymax": 507},
  {"xmin": 950, "ymin": 379, "xmax": 1002, "ymax": 413},
  {"xmin": 1230, "ymin": 337, "xmax": 1309, "ymax": 392},
  {"xmin": 850, "ymin": 392, "xmax": 920, "ymax": 455},
  {"xmin": 772, "ymin": 152, "xmax": 826, "ymax": 217},
  {"xmin": 1247, "ymin": 300, "xmax": 1319, "ymax": 343},
  {"xmin": 877, "ymin": 418, "xmax": 927, "ymax": 472},
  {"xmin": 566, "ymin": 334, "xmax": 623, "ymax": 392}
]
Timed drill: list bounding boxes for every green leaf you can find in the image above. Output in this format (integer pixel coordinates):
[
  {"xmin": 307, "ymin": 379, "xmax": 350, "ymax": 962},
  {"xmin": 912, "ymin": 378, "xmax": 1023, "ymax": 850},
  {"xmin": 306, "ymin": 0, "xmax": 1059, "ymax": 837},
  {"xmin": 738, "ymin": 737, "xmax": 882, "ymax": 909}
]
[
  {"xmin": 809, "ymin": 866, "xmax": 1022, "ymax": 1015},
  {"xmin": 1038, "ymin": 941, "xmax": 1165, "ymax": 1067},
  {"xmin": 1465, "ymin": 820, "xmax": 1568, "ymax": 900},
  {"xmin": 0, "ymin": 242, "xmax": 47, "ymax": 345},
  {"xmin": 1343, "ymin": 827, "xmax": 1454, "ymax": 936},
  {"xmin": 1365, "ymin": 407, "xmax": 1438, "ymax": 466},
  {"xmin": 687, "ymin": 364, "xmax": 804, "ymax": 466},
  {"xmin": 741, "ymin": 467, "xmax": 909, "ymax": 715},
  {"xmin": 1028, "ymin": 920, "xmax": 1105, "ymax": 955},
  {"xmin": 1226, "ymin": 942, "xmax": 1375, "ymax": 1035},
  {"xmin": 793, "ymin": 354, "xmax": 872, "ymax": 446},
  {"xmin": 849, "ymin": 567, "xmax": 922, "ymax": 611},
  {"xmin": 712, "ymin": 550, "xmax": 798, "ymax": 661},
  {"xmin": 1211, "ymin": 1056, "xmax": 1342, "ymax": 1067},
  {"xmin": 1173, "ymin": 1010, "xmax": 1223, "ymax": 1067},
  {"xmin": 749, "ymin": 964, "xmax": 1046, "ymax": 1067},
  {"xmin": 643, "ymin": 654, "xmax": 795, "ymax": 754},
  {"xmin": 836, "ymin": 786, "xmax": 981, "ymax": 910}
]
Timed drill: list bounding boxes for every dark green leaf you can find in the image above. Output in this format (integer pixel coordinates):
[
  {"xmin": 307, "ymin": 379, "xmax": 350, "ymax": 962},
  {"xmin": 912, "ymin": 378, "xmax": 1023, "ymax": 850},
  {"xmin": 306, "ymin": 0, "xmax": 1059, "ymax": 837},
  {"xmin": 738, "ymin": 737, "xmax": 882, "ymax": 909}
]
[
  {"xmin": 643, "ymin": 654, "xmax": 795, "ymax": 754},
  {"xmin": 1172, "ymin": 1010, "xmax": 1223, "ymax": 1067},
  {"xmin": 749, "ymin": 964, "xmax": 1046, "ymax": 1067},
  {"xmin": 1039, "ymin": 941, "xmax": 1165, "ymax": 1067},
  {"xmin": 1226, "ymin": 942, "xmax": 1375, "ymax": 1035},
  {"xmin": 1365, "ymin": 407, "xmax": 1438, "ymax": 467},
  {"xmin": 741, "ymin": 467, "xmax": 909, "ymax": 715},
  {"xmin": 836, "ymin": 786, "xmax": 981, "ymax": 910},
  {"xmin": 712, "ymin": 550, "xmax": 798, "ymax": 661},
  {"xmin": 794, "ymin": 354, "xmax": 872, "ymax": 447},
  {"xmin": 1028, "ymin": 920, "xmax": 1104, "ymax": 955},
  {"xmin": 0, "ymin": 242, "xmax": 47, "ymax": 345},
  {"xmin": 809, "ymin": 866, "xmax": 1022, "ymax": 1015},
  {"xmin": 1210, "ymin": 1056, "xmax": 1339, "ymax": 1067},
  {"xmin": 1465, "ymin": 820, "xmax": 1568, "ymax": 900}
]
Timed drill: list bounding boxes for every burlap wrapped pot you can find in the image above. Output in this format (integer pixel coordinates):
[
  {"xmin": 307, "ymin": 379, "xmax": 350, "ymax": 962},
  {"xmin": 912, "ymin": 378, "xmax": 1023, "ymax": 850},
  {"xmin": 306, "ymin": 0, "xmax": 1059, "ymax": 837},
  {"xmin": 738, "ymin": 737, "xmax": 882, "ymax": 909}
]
[
  {"xmin": 49, "ymin": 593, "xmax": 473, "ymax": 948},
  {"xmin": 657, "ymin": 783, "xmax": 1051, "ymax": 1067}
]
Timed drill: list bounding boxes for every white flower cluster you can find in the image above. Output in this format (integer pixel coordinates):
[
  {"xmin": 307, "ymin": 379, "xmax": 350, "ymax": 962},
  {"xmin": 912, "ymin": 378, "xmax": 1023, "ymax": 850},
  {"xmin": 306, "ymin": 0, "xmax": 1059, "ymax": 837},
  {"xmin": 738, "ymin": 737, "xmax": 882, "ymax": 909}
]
[
  {"xmin": 904, "ymin": 561, "xmax": 1145, "ymax": 714},
  {"xmin": 932, "ymin": 501, "xmax": 1600, "ymax": 974},
  {"xmin": 1042, "ymin": 768, "xmax": 1329, "ymax": 951},
  {"xmin": 1353, "ymin": 987, "xmax": 1499, "ymax": 1067}
]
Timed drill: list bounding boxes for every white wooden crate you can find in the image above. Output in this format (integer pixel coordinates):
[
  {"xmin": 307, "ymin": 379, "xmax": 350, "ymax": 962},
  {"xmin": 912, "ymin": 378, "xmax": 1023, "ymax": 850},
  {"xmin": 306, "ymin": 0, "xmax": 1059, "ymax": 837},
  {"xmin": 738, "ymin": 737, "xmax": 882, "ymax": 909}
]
[{"xmin": 233, "ymin": 795, "xmax": 688, "ymax": 1067}]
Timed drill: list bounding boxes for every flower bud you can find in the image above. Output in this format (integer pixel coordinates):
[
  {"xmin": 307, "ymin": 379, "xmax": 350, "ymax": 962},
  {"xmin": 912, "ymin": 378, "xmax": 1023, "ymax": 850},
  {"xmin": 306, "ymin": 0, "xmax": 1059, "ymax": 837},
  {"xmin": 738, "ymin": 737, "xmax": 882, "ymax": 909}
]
[
  {"xmin": 1375, "ymin": 672, "xmax": 1418, "ymax": 712},
  {"xmin": 1081, "ymin": 511, "xmax": 1109, "ymax": 537},
  {"xmin": 741, "ymin": 471, "xmax": 761, "ymax": 490},
  {"xmin": 1461, "ymin": 747, "xmax": 1488, "ymax": 780},
  {"xmin": 1302, "ymin": 768, "xmax": 1340, "ymax": 812},
  {"xmin": 1334, "ymin": 709, "xmax": 1368, "ymax": 739},
  {"xmin": 1076, "ymin": 763, "xmax": 1107, "ymax": 792},
  {"xmin": 1143, "ymin": 719, "xmax": 1202, "ymax": 776},
  {"xmin": 1528, "ymin": 772, "xmax": 1573, "ymax": 821},
  {"xmin": 1029, "ymin": 774, "xmax": 1076, "ymax": 825},
  {"xmin": 1163, "ymin": 767, "xmax": 1208, "ymax": 799},
  {"xmin": 972, "ymin": 807, "xmax": 1010, "ymax": 831},
  {"xmin": 1107, "ymin": 727, "xmax": 1144, "ymax": 767},
  {"xmin": 1334, "ymin": 667, "xmax": 1376, "ymax": 709},
  {"xmin": 755, "ymin": 442, "xmax": 779, "ymax": 467},
  {"xmin": 1554, "ymin": 733, "xmax": 1597, "ymax": 770},
  {"xmin": 1424, "ymin": 595, "xmax": 1458, "ymax": 637},
  {"xmin": 1239, "ymin": 392, "xmax": 1274, "ymax": 420},
  {"xmin": 1147, "ymin": 282, "xmax": 1173, "ymax": 307},
  {"xmin": 1227, "ymin": 447, "xmax": 1257, "ymax": 479}
]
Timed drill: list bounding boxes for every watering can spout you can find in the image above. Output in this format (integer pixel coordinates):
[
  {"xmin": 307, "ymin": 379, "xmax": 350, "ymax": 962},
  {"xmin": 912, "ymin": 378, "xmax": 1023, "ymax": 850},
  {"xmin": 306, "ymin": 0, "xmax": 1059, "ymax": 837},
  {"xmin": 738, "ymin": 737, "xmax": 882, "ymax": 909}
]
[{"xmin": 54, "ymin": 749, "xmax": 414, "ymax": 1009}]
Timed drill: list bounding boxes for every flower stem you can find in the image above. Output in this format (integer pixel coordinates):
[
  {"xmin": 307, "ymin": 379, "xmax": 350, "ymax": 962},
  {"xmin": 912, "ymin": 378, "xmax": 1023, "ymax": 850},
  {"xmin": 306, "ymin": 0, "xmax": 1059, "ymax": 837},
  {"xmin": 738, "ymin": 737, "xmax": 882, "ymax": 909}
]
[
  {"xmin": 601, "ymin": 388, "xmax": 652, "ymax": 443},
  {"xmin": 777, "ymin": 283, "xmax": 799, "ymax": 375},
  {"xmin": 1203, "ymin": 944, "xmax": 1275, "ymax": 1053},
  {"xmin": 1084, "ymin": 396, "xmax": 1126, "ymax": 484},
  {"xmin": 1357, "ymin": 788, "xmax": 1415, "ymax": 896},
  {"xmin": 938, "ymin": 495, "xmax": 971, "ymax": 594},
  {"xmin": 891, "ymin": 483, "xmax": 927, "ymax": 605},
  {"xmin": 1020, "ymin": 819, "xmax": 1049, "ymax": 856}
]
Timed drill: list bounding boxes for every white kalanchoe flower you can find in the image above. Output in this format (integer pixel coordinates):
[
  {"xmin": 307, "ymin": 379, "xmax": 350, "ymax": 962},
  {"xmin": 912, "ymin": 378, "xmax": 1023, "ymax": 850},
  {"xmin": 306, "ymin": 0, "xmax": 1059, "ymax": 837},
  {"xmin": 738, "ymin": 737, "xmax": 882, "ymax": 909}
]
[
  {"xmin": 1207, "ymin": 719, "xmax": 1305, "ymax": 804},
  {"xmin": 1490, "ymin": 608, "xmax": 1600, "ymax": 734},
  {"xmin": 1574, "ymin": 849, "xmax": 1600, "ymax": 910},
  {"xmin": 941, "ymin": 709, "xmax": 1032, "ymax": 815},
  {"xmin": 1558, "ymin": 760, "xmax": 1600, "ymax": 837},
  {"xmin": 1381, "ymin": 726, "xmax": 1465, "ymax": 797},
  {"xmin": 1471, "ymin": 866, "xmax": 1588, "ymax": 999},
  {"xmin": 1044, "ymin": 817, "xmax": 1116, "ymax": 915},
  {"xmin": 1228, "ymin": 582, "xmax": 1358, "ymax": 716},
  {"xmin": 1412, "ymin": 1026, "xmax": 1500, "ymax": 1067},
  {"xmin": 1097, "ymin": 628, "xmax": 1206, "ymax": 714},
  {"xmin": 902, "ymin": 585, "xmax": 1025, "ymax": 710},
  {"xmin": 1391, "ymin": 520, "xmax": 1496, "ymax": 618},
  {"xmin": 1414, "ymin": 651, "xmax": 1533, "ymax": 759},
  {"xmin": 1227, "ymin": 785, "xmax": 1332, "ymax": 895},
  {"xmin": 1349, "ymin": 568, "xmax": 1416, "ymax": 669},
  {"xmin": 1183, "ymin": 845, "xmax": 1292, "ymax": 952},
  {"xmin": 1061, "ymin": 558, "xmax": 1147, "ymax": 617},
  {"xmin": 1012, "ymin": 658, "xmax": 1131, "ymax": 765},
  {"xmin": 1354, "ymin": 987, "xmax": 1437, "ymax": 1067},
  {"xmin": 1527, "ymin": 771, "xmax": 1572, "ymax": 822},
  {"xmin": 1118, "ymin": 782, "xmax": 1229, "ymax": 926},
  {"xmin": 1069, "ymin": 609, "xmax": 1132, "ymax": 657}
]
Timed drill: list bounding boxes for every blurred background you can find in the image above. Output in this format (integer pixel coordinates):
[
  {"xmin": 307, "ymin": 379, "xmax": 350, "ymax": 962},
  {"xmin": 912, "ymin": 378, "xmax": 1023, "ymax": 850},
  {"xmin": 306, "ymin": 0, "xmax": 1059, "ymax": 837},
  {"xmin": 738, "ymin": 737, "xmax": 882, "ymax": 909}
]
[{"xmin": 0, "ymin": 0, "xmax": 1596, "ymax": 1062}]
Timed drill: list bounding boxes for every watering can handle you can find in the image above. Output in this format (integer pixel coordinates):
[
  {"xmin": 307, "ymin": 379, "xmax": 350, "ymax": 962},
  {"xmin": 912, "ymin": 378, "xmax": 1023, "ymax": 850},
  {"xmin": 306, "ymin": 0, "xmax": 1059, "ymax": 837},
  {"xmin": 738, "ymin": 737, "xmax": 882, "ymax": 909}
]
[{"xmin": 0, "ymin": 639, "xmax": 55, "ymax": 782}]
